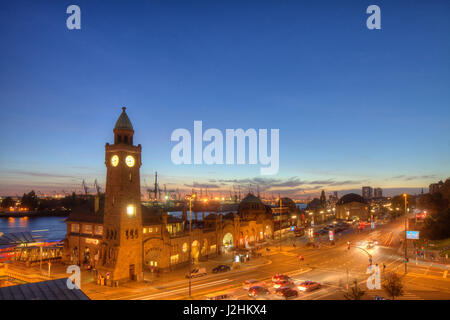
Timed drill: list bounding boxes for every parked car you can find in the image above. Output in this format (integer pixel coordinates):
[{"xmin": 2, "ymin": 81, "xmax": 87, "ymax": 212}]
[
  {"xmin": 297, "ymin": 281, "xmax": 321, "ymax": 292},
  {"xmin": 248, "ymin": 286, "xmax": 270, "ymax": 298},
  {"xmin": 212, "ymin": 265, "xmax": 231, "ymax": 273},
  {"xmin": 186, "ymin": 267, "xmax": 207, "ymax": 278},
  {"xmin": 243, "ymin": 279, "xmax": 266, "ymax": 290}
]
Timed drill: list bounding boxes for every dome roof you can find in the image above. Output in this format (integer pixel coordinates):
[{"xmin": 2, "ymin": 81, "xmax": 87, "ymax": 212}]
[
  {"xmin": 337, "ymin": 193, "xmax": 366, "ymax": 205},
  {"xmin": 240, "ymin": 193, "xmax": 263, "ymax": 204},
  {"xmin": 278, "ymin": 197, "xmax": 295, "ymax": 208},
  {"xmin": 114, "ymin": 107, "xmax": 134, "ymax": 131}
]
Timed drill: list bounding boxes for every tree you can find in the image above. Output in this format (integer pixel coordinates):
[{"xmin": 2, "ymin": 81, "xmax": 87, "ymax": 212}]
[
  {"xmin": 382, "ymin": 272, "xmax": 404, "ymax": 300},
  {"xmin": 417, "ymin": 177, "xmax": 450, "ymax": 240},
  {"xmin": 343, "ymin": 279, "xmax": 366, "ymax": 300},
  {"xmin": 20, "ymin": 190, "xmax": 38, "ymax": 210},
  {"xmin": 422, "ymin": 208, "xmax": 450, "ymax": 240},
  {"xmin": 1, "ymin": 196, "xmax": 16, "ymax": 208}
]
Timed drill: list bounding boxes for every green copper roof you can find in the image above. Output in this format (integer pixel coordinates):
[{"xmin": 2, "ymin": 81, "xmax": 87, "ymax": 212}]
[
  {"xmin": 241, "ymin": 193, "xmax": 263, "ymax": 204},
  {"xmin": 114, "ymin": 107, "xmax": 134, "ymax": 131}
]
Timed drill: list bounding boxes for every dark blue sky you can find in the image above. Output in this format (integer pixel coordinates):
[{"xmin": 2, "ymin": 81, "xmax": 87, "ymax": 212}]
[{"xmin": 0, "ymin": 0, "xmax": 449, "ymax": 198}]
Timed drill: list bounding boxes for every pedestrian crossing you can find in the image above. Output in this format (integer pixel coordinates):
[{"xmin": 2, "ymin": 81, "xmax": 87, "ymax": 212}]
[{"xmin": 367, "ymin": 290, "xmax": 423, "ymax": 300}]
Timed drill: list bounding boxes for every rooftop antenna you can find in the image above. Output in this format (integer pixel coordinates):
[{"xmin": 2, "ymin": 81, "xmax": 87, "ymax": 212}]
[
  {"xmin": 153, "ymin": 172, "xmax": 159, "ymax": 200},
  {"xmin": 81, "ymin": 179, "xmax": 89, "ymax": 195},
  {"xmin": 94, "ymin": 179, "xmax": 101, "ymax": 195}
]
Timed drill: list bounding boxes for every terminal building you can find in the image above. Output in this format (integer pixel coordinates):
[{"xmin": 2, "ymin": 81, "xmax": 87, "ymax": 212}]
[
  {"xmin": 335, "ymin": 193, "xmax": 369, "ymax": 221},
  {"xmin": 63, "ymin": 108, "xmax": 274, "ymax": 284}
]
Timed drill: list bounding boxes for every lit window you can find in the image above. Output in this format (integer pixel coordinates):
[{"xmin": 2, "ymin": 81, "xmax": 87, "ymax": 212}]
[
  {"xmin": 83, "ymin": 224, "xmax": 93, "ymax": 234},
  {"xmin": 149, "ymin": 227, "xmax": 153, "ymax": 233},
  {"xmin": 95, "ymin": 225, "xmax": 103, "ymax": 235},
  {"xmin": 71, "ymin": 224, "xmax": 80, "ymax": 233},
  {"xmin": 182, "ymin": 243, "xmax": 188, "ymax": 253},
  {"xmin": 170, "ymin": 254, "xmax": 179, "ymax": 264},
  {"xmin": 143, "ymin": 228, "xmax": 147, "ymax": 234}
]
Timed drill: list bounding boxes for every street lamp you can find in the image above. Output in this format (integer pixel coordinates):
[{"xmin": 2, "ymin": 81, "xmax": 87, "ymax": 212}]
[
  {"xmin": 187, "ymin": 193, "xmax": 196, "ymax": 298},
  {"xmin": 403, "ymin": 193, "xmax": 408, "ymax": 274},
  {"xmin": 279, "ymin": 195, "xmax": 282, "ymax": 252}
]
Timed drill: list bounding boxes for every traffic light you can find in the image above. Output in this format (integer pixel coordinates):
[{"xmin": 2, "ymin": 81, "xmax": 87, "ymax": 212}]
[{"xmin": 404, "ymin": 258, "xmax": 409, "ymax": 263}]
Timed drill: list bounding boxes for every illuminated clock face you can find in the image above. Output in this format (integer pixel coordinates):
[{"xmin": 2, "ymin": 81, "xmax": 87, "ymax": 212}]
[
  {"xmin": 111, "ymin": 155, "xmax": 119, "ymax": 167},
  {"xmin": 125, "ymin": 155, "xmax": 135, "ymax": 167}
]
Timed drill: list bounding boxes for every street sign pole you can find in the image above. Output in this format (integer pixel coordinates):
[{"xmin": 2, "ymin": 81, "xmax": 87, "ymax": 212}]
[{"xmin": 346, "ymin": 268, "xmax": 349, "ymax": 291}]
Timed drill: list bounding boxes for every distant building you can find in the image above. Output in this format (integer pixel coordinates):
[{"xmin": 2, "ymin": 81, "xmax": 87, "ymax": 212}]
[
  {"xmin": 335, "ymin": 193, "xmax": 369, "ymax": 221},
  {"xmin": 374, "ymin": 188, "xmax": 382, "ymax": 198},
  {"xmin": 429, "ymin": 181, "xmax": 444, "ymax": 194},
  {"xmin": 362, "ymin": 186, "xmax": 373, "ymax": 200}
]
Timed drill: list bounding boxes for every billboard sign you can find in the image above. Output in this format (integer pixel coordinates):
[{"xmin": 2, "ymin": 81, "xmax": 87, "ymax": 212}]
[{"xmin": 406, "ymin": 231, "xmax": 419, "ymax": 240}]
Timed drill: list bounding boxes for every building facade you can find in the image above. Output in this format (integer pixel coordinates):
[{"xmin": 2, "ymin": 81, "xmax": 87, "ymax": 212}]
[
  {"xmin": 429, "ymin": 181, "xmax": 444, "ymax": 194},
  {"xmin": 362, "ymin": 186, "xmax": 373, "ymax": 200},
  {"xmin": 63, "ymin": 108, "xmax": 274, "ymax": 284},
  {"xmin": 335, "ymin": 193, "xmax": 369, "ymax": 221},
  {"xmin": 374, "ymin": 188, "xmax": 382, "ymax": 198}
]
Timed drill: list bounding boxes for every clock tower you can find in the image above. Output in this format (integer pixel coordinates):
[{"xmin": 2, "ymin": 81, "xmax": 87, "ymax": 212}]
[{"xmin": 98, "ymin": 107, "xmax": 143, "ymax": 283}]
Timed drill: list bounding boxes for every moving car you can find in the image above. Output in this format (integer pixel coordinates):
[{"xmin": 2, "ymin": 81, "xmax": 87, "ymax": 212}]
[
  {"xmin": 248, "ymin": 286, "xmax": 270, "ymax": 298},
  {"xmin": 212, "ymin": 265, "xmax": 231, "ymax": 273},
  {"xmin": 297, "ymin": 281, "xmax": 321, "ymax": 292},
  {"xmin": 273, "ymin": 279, "xmax": 295, "ymax": 289},
  {"xmin": 206, "ymin": 293, "xmax": 237, "ymax": 300},
  {"xmin": 186, "ymin": 267, "xmax": 207, "ymax": 278},
  {"xmin": 276, "ymin": 287, "xmax": 298, "ymax": 299},
  {"xmin": 366, "ymin": 241, "xmax": 375, "ymax": 249},
  {"xmin": 243, "ymin": 279, "xmax": 266, "ymax": 290},
  {"xmin": 272, "ymin": 273, "xmax": 291, "ymax": 282}
]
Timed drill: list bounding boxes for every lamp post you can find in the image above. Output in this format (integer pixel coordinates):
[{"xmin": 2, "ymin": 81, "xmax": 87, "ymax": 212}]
[
  {"xmin": 404, "ymin": 193, "xmax": 408, "ymax": 274},
  {"xmin": 188, "ymin": 193, "xmax": 195, "ymax": 298},
  {"xmin": 279, "ymin": 195, "xmax": 282, "ymax": 252}
]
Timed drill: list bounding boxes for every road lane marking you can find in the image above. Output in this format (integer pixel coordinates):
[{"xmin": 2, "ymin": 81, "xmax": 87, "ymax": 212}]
[{"xmin": 116, "ymin": 278, "xmax": 232, "ymax": 300}]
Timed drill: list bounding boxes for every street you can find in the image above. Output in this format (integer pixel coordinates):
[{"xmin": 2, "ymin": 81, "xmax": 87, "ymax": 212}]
[{"xmin": 80, "ymin": 219, "xmax": 450, "ymax": 300}]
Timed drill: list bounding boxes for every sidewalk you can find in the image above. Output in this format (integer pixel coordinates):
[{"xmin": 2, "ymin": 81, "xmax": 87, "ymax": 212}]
[
  {"xmin": 396, "ymin": 247, "xmax": 450, "ymax": 268},
  {"xmin": 81, "ymin": 254, "xmax": 272, "ymax": 299}
]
